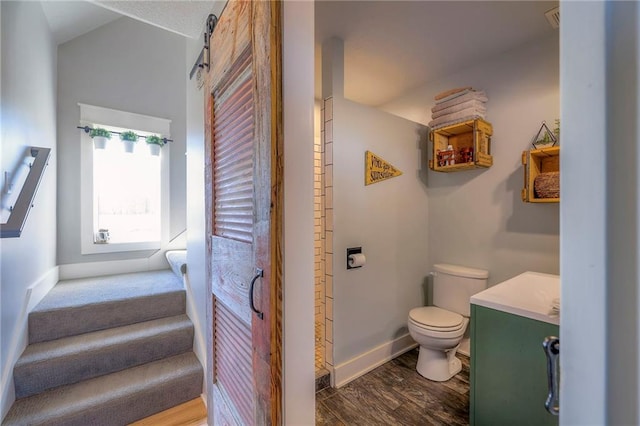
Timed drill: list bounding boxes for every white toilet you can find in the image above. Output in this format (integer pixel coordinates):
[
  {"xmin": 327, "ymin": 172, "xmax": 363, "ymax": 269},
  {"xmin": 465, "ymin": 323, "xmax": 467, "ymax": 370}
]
[{"xmin": 408, "ymin": 263, "xmax": 488, "ymax": 381}]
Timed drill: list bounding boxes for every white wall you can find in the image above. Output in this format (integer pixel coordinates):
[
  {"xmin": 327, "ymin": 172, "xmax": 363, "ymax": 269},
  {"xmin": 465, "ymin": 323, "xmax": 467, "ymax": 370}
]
[
  {"xmin": 323, "ymin": 36, "xmax": 430, "ymax": 375},
  {"xmin": 283, "ymin": 1, "xmax": 316, "ymax": 424},
  {"xmin": 0, "ymin": 1, "xmax": 58, "ymax": 419},
  {"xmin": 184, "ymin": 10, "xmax": 212, "ymax": 401},
  {"xmin": 560, "ymin": 2, "xmax": 607, "ymax": 423},
  {"xmin": 561, "ymin": 1, "xmax": 640, "ymax": 423},
  {"xmin": 56, "ymin": 17, "xmax": 187, "ymax": 265},
  {"xmin": 331, "ymin": 97, "xmax": 429, "ymax": 367},
  {"xmin": 382, "ymin": 34, "xmax": 560, "ymax": 286}
]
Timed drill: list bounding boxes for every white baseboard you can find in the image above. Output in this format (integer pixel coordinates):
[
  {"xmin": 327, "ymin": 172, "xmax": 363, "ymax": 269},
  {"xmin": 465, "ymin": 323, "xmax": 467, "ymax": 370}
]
[
  {"xmin": 333, "ymin": 333, "xmax": 418, "ymax": 388},
  {"xmin": 183, "ymin": 273, "xmax": 207, "ymax": 381},
  {"xmin": 1, "ymin": 266, "xmax": 59, "ymax": 421}
]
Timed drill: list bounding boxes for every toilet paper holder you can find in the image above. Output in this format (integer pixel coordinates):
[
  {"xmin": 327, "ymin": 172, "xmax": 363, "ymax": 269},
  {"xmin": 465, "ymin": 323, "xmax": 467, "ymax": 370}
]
[{"xmin": 347, "ymin": 247, "xmax": 363, "ymax": 270}]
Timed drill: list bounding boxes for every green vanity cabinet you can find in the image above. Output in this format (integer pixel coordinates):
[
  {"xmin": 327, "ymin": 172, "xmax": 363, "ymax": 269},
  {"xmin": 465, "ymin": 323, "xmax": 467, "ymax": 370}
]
[{"xmin": 470, "ymin": 304, "xmax": 559, "ymax": 426}]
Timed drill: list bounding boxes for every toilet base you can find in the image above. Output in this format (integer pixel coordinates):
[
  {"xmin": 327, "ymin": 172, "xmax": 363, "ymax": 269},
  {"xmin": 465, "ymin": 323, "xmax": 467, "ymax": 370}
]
[{"xmin": 415, "ymin": 345, "xmax": 462, "ymax": 382}]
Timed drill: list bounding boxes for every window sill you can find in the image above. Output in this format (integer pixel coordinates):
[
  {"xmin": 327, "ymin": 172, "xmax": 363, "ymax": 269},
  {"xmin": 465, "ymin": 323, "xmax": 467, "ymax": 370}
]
[{"xmin": 81, "ymin": 240, "xmax": 161, "ymax": 255}]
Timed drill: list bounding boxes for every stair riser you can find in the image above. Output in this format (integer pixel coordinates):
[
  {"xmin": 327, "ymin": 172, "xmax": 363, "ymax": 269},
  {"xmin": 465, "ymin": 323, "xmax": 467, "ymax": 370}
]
[
  {"xmin": 29, "ymin": 292, "xmax": 186, "ymax": 343},
  {"xmin": 75, "ymin": 370, "xmax": 203, "ymax": 426},
  {"xmin": 3, "ymin": 354, "xmax": 203, "ymax": 426},
  {"xmin": 61, "ymin": 370, "xmax": 203, "ymax": 426},
  {"xmin": 15, "ymin": 323, "xmax": 194, "ymax": 399}
]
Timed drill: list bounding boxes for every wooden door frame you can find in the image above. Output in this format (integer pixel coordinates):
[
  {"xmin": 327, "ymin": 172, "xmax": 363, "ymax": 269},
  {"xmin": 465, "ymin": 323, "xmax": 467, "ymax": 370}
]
[{"xmin": 203, "ymin": 1, "xmax": 283, "ymax": 424}]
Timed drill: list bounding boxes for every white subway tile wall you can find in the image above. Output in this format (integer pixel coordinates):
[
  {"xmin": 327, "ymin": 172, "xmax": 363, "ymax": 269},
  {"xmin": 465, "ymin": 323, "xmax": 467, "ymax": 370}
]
[
  {"xmin": 315, "ymin": 101, "xmax": 328, "ymax": 372},
  {"xmin": 323, "ymin": 97, "xmax": 334, "ymax": 369}
]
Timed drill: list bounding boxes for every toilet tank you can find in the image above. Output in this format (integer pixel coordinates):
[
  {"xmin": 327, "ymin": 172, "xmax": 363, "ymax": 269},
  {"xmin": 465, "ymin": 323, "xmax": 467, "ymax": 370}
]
[{"xmin": 433, "ymin": 263, "xmax": 489, "ymax": 316}]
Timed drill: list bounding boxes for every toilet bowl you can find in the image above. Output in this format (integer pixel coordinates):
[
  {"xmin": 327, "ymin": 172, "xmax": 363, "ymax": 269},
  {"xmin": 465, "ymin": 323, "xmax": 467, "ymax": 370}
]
[
  {"xmin": 408, "ymin": 263, "xmax": 488, "ymax": 382},
  {"xmin": 408, "ymin": 306, "xmax": 468, "ymax": 381}
]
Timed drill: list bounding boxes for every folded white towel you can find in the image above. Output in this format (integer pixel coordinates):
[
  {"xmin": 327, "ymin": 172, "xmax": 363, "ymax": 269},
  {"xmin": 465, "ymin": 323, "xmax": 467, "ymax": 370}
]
[
  {"xmin": 435, "ymin": 88, "xmax": 473, "ymax": 104},
  {"xmin": 428, "ymin": 108, "xmax": 485, "ymax": 128},
  {"xmin": 432, "ymin": 100, "xmax": 487, "ymax": 119},
  {"xmin": 433, "ymin": 91, "xmax": 488, "ymax": 112},
  {"xmin": 435, "ymin": 87, "xmax": 473, "ymax": 101}
]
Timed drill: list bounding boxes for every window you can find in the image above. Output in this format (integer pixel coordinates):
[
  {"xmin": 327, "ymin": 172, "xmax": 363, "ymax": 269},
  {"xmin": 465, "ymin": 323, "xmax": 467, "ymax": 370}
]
[
  {"xmin": 79, "ymin": 104, "xmax": 170, "ymax": 254},
  {"xmin": 93, "ymin": 126, "xmax": 161, "ymax": 244}
]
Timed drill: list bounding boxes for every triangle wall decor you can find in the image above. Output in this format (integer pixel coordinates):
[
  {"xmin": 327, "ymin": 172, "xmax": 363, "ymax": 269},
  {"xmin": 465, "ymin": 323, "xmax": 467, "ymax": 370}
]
[{"xmin": 365, "ymin": 151, "xmax": 403, "ymax": 186}]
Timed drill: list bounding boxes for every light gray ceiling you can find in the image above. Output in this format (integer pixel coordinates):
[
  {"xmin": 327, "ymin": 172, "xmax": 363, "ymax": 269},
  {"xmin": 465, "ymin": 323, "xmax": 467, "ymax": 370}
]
[
  {"xmin": 315, "ymin": 1, "xmax": 559, "ymax": 106},
  {"xmin": 41, "ymin": 1, "xmax": 558, "ymax": 108},
  {"xmin": 92, "ymin": 0, "xmax": 222, "ymax": 39},
  {"xmin": 40, "ymin": 1, "xmax": 121, "ymax": 45},
  {"xmin": 41, "ymin": 1, "xmax": 225, "ymax": 45}
]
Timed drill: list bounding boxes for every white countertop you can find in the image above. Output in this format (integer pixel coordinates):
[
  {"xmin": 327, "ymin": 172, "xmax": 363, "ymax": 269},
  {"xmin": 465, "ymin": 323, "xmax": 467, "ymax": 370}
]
[{"xmin": 470, "ymin": 271, "xmax": 560, "ymax": 325}]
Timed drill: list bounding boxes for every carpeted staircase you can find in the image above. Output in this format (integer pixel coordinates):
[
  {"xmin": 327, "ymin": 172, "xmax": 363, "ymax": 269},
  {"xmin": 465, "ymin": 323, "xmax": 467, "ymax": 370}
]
[{"xmin": 2, "ymin": 269, "xmax": 203, "ymax": 426}]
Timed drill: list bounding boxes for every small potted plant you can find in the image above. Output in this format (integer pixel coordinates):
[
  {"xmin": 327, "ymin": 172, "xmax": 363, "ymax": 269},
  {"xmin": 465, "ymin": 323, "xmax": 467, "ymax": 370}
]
[
  {"xmin": 119, "ymin": 131, "xmax": 138, "ymax": 153},
  {"xmin": 535, "ymin": 132, "xmax": 555, "ymax": 148},
  {"xmin": 532, "ymin": 121, "xmax": 558, "ymax": 149},
  {"xmin": 89, "ymin": 127, "xmax": 111, "ymax": 149},
  {"xmin": 145, "ymin": 135, "xmax": 164, "ymax": 156},
  {"xmin": 553, "ymin": 119, "xmax": 560, "ymax": 143}
]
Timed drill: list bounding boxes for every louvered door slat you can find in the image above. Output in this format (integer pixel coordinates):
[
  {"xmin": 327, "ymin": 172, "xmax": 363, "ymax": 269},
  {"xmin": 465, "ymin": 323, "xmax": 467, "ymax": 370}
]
[
  {"xmin": 214, "ymin": 99, "xmax": 253, "ymax": 138},
  {"xmin": 216, "ymin": 47, "xmax": 252, "ymax": 96},
  {"xmin": 215, "ymin": 132, "xmax": 253, "ymax": 163},
  {"xmin": 214, "ymin": 86, "xmax": 253, "ymax": 132},
  {"xmin": 215, "ymin": 165, "xmax": 252, "ymax": 186},
  {"xmin": 212, "ymin": 46, "xmax": 254, "ymax": 244},
  {"xmin": 215, "ymin": 182, "xmax": 252, "ymax": 196},
  {"xmin": 215, "ymin": 199, "xmax": 253, "ymax": 210},
  {"xmin": 214, "ymin": 299, "xmax": 254, "ymax": 425},
  {"xmin": 214, "ymin": 114, "xmax": 252, "ymax": 145}
]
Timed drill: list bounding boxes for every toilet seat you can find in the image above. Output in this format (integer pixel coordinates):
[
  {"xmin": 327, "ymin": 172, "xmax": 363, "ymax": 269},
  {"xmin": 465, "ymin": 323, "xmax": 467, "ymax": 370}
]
[{"xmin": 409, "ymin": 307, "xmax": 464, "ymax": 332}]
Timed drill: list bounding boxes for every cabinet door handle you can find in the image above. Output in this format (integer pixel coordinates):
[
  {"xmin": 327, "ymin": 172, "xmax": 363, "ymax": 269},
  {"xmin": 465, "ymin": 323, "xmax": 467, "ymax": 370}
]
[
  {"xmin": 249, "ymin": 268, "xmax": 264, "ymax": 320},
  {"xmin": 543, "ymin": 336, "xmax": 560, "ymax": 415}
]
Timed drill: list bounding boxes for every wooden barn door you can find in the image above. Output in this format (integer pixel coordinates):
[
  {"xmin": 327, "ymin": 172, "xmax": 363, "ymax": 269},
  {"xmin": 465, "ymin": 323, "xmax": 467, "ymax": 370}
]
[{"xmin": 204, "ymin": 1, "xmax": 282, "ymax": 425}]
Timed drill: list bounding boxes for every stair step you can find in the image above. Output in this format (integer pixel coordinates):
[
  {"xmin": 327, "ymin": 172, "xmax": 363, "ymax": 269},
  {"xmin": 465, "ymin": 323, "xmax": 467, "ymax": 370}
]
[
  {"xmin": 3, "ymin": 352, "xmax": 203, "ymax": 426},
  {"xmin": 15, "ymin": 314, "xmax": 194, "ymax": 399},
  {"xmin": 29, "ymin": 270, "xmax": 185, "ymax": 343}
]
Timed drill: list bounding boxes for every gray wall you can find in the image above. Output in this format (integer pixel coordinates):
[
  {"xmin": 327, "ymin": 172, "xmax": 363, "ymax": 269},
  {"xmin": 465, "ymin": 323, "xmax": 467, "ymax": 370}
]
[
  {"xmin": 382, "ymin": 34, "xmax": 560, "ymax": 286},
  {"xmin": 56, "ymin": 17, "xmax": 187, "ymax": 265},
  {"xmin": 1, "ymin": 1, "xmax": 57, "ymax": 418},
  {"xmin": 332, "ymin": 97, "xmax": 430, "ymax": 365}
]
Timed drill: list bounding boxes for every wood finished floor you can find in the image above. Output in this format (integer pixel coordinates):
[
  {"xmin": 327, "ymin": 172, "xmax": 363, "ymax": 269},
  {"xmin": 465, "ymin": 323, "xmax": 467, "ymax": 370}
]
[
  {"xmin": 129, "ymin": 349, "xmax": 468, "ymax": 426},
  {"xmin": 129, "ymin": 397, "xmax": 207, "ymax": 426},
  {"xmin": 317, "ymin": 348, "xmax": 470, "ymax": 426}
]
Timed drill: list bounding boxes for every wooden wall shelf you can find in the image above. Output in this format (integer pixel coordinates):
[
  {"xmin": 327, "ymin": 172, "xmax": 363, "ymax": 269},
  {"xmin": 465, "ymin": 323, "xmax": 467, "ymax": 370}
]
[
  {"xmin": 429, "ymin": 119, "xmax": 493, "ymax": 173},
  {"xmin": 521, "ymin": 146, "xmax": 560, "ymax": 203}
]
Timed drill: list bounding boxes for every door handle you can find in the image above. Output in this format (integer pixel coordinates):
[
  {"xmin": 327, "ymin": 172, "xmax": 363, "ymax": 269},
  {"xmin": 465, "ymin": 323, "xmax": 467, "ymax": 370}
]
[
  {"xmin": 543, "ymin": 336, "xmax": 560, "ymax": 415},
  {"xmin": 249, "ymin": 268, "xmax": 264, "ymax": 320}
]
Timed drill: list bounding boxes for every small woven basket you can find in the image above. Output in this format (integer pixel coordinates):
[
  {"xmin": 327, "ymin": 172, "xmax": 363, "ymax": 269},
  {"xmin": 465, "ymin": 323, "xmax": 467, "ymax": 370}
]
[{"xmin": 534, "ymin": 171, "xmax": 560, "ymax": 199}]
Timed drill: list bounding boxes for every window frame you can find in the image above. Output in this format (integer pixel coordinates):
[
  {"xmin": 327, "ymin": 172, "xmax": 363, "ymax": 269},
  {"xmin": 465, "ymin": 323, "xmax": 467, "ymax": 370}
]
[{"xmin": 79, "ymin": 103, "xmax": 171, "ymax": 255}]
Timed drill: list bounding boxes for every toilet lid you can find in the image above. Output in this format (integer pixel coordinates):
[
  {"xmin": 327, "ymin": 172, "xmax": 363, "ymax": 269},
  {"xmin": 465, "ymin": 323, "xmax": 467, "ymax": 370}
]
[{"xmin": 409, "ymin": 307, "xmax": 464, "ymax": 331}]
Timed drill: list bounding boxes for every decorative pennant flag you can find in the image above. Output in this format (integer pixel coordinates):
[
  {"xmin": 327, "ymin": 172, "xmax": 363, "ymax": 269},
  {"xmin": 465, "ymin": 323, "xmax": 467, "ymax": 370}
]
[{"xmin": 365, "ymin": 151, "xmax": 403, "ymax": 186}]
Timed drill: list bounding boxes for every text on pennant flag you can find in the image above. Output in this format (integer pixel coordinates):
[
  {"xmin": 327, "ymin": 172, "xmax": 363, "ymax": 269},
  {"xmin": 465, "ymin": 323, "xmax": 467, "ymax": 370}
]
[{"xmin": 365, "ymin": 151, "xmax": 403, "ymax": 186}]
